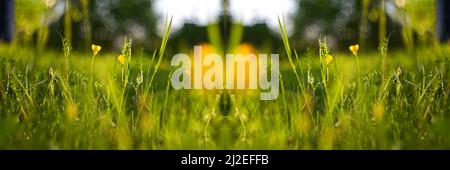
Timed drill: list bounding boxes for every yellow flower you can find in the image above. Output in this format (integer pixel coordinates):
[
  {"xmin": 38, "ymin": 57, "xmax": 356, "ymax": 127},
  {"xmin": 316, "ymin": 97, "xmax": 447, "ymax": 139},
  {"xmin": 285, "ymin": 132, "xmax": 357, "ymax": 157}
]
[
  {"xmin": 117, "ymin": 54, "xmax": 125, "ymax": 65},
  {"xmin": 349, "ymin": 44, "xmax": 359, "ymax": 56},
  {"xmin": 66, "ymin": 102, "xmax": 78, "ymax": 121},
  {"xmin": 372, "ymin": 102, "xmax": 385, "ymax": 122},
  {"xmin": 325, "ymin": 54, "xmax": 334, "ymax": 65},
  {"xmin": 91, "ymin": 44, "xmax": 102, "ymax": 56},
  {"xmin": 236, "ymin": 43, "xmax": 256, "ymax": 55}
]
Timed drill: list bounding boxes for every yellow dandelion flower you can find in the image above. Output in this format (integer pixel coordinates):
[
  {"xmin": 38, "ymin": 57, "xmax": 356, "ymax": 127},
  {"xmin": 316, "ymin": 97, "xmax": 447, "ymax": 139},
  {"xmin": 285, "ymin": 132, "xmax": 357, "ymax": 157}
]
[
  {"xmin": 325, "ymin": 54, "xmax": 334, "ymax": 65},
  {"xmin": 117, "ymin": 54, "xmax": 125, "ymax": 65},
  {"xmin": 349, "ymin": 44, "xmax": 359, "ymax": 56},
  {"xmin": 91, "ymin": 44, "xmax": 102, "ymax": 57}
]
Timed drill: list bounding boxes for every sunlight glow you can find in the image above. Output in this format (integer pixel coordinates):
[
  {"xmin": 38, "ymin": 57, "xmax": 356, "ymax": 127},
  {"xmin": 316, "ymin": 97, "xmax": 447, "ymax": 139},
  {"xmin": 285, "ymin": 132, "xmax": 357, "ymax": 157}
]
[{"xmin": 154, "ymin": 0, "xmax": 296, "ymax": 35}]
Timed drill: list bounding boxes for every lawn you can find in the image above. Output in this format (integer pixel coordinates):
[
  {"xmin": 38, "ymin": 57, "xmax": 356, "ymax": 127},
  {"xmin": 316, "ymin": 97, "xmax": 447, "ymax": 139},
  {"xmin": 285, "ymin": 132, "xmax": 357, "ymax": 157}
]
[{"xmin": 1, "ymin": 22, "xmax": 450, "ymax": 150}]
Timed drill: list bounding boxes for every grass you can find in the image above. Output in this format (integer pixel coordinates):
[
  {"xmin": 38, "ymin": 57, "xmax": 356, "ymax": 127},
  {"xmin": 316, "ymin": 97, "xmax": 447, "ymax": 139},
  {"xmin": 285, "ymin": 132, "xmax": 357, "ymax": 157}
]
[{"xmin": 1, "ymin": 18, "xmax": 450, "ymax": 150}]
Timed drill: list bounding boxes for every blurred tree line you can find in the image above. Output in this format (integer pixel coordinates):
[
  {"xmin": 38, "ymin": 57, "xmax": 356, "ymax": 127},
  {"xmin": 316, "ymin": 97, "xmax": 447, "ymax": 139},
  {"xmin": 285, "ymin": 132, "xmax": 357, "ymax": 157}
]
[
  {"xmin": 9, "ymin": 0, "xmax": 159, "ymax": 52},
  {"xmin": 1, "ymin": 0, "xmax": 442, "ymax": 53},
  {"xmin": 291, "ymin": 0, "xmax": 436, "ymax": 51}
]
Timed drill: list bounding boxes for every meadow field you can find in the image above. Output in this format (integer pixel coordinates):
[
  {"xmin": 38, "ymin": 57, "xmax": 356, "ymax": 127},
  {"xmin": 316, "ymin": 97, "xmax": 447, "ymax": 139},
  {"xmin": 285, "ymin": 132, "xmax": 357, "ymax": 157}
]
[{"xmin": 1, "ymin": 16, "xmax": 450, "ymax": 150}]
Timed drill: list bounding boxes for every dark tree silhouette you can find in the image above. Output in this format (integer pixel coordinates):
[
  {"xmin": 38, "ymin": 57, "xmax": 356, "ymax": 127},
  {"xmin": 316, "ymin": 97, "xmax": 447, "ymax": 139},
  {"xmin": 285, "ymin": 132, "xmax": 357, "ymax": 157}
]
[
  {"xmin": 437, "ymin": 0, "xmax": 450, "ymax": 42},
  {"xmin": 0, "ymin": 0, "xmax": 14, "ymax": 42}
]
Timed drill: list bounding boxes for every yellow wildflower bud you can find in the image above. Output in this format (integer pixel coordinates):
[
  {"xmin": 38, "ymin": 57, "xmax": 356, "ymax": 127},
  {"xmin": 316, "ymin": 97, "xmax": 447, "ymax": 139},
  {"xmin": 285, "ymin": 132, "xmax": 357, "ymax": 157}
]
[
  {"xmin": 117, "ymin": 54, "xmax": 125, "ymax": 65},
  {"xmin": 91, "ymin": 44, "xmax": 102, "ymax": 57},
  {"xmin": 325, "ymin": 54, "xmax": 334, "ymax": 65},
  {"xmin": 349, "ymin": 44, "xmax": 359, "ymax": 56}
]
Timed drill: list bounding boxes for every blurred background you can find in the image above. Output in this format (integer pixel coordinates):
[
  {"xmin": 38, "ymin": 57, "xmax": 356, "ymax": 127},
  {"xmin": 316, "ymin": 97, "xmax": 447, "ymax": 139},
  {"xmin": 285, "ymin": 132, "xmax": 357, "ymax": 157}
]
[{"xmin": 0, "ymin": 0, "xmax": 444, "ymax": 54}]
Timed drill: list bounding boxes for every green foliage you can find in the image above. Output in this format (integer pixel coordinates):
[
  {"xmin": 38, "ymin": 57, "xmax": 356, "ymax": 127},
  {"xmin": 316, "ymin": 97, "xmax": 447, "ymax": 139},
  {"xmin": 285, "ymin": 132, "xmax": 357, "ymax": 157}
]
[
  {"xmin": 1, "ymin": 10, "xmax": 450, "ymax": 150},
  {"xmin": 14, "ymin": 0, "xmax": 48, "ymax": 42},
  {"xmin": 292, "ymin": 0, "xmax": 360, "ymax": 48},
  {"xmin": 89, "ymin": 0, "xmax": 158, "ymax": 47},
  {"xmin": 402, "ymin": 0, "xmax": 436, "ymax": 42}
]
